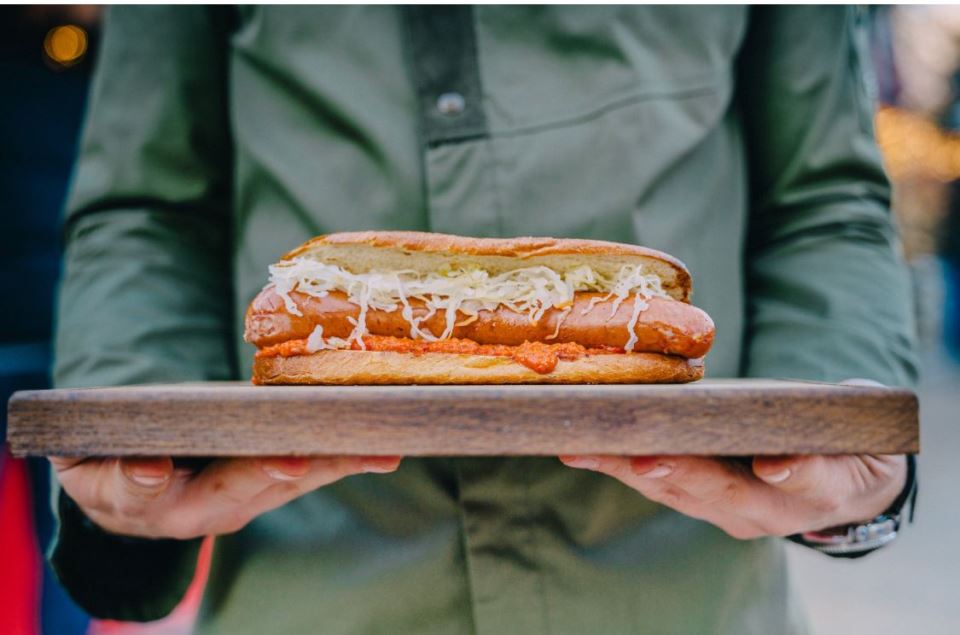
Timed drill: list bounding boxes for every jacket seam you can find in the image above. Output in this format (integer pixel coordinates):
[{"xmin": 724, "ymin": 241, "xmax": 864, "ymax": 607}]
[
  {"xmin": 63, "ymin": 202, "xmax": 228, "ymax": 236},
  {"xmin": 453, "ymin": 462, "xmax": 481, "ymax": 635},
  {"xmin": 488, "ymin": 77, "xmax": 727, "ymax": 140},
  {"xmin": 522, "ymin": 461, "xmax": 552, "ymax": 633}
]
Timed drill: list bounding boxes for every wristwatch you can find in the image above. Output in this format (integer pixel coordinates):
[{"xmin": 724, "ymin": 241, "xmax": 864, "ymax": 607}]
[{"xmin": 788, "ymin": 454, "xmax": 917, "ymax": 558}]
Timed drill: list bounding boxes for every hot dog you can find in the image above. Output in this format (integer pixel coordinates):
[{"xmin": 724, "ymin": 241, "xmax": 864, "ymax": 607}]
[{"xmin": 244, "ymin": 231, "xmax": 715, "ymax": 384}]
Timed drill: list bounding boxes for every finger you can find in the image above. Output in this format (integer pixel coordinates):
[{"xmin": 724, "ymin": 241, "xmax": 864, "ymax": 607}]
[
  {"xmin": 629, "ymin": 455, "xmax": 761, "ymax": 507},
  {"xmin": 48, "ymin": 456, "xmax": 86, "ymax": 472},
  {"xmin": 191, "ymin": 455, "xmax": 401, "ymax": 503},
  {"xmin": 252, "ymin": 455, "xmax": 403, "ymax": 509},
  {"xmin": 49, "ymin": 457, "xmax": 113, "ymax": 513},
  {"xmin": 560, "ymin": 455, "xmax": 769, "ymax": 540},
  {"xmin": 243, "ymin": 455, "xmax": 402, "ymax": 521},
  {"xmin": 752, "ymin": 455, "xmax": 837, "ymax": 497},
  {"xmin": 627, "ymin": 456, "xmax": 778, "ymax": 536},
  {"xmin": 55, "ymin": 457, "xmax": 177, "ymax": 537},
  {"xmin": 52, "ymin": 456, "xmax": 174, "ymax": 517},
  {"xmin": 561, "ymin": 456, "xmax": 780, "ymax": 540},
  {"xmin": 49, "ymin": 457, "xmax": 101, "ymax": 505},
  {"xmin": 108, "ymin": 457, "xmax": 175, "ymax": 517},
  {"xmin": 120, "ymin": 457, "xmax": 175, "ymax": 489},
  {"xmin": 175, "ymin": 455, "xmax": 403, "ymax": 536},
  {"xmin": 560, "ymin": 455, "xmax": 694, "ymax": 507},
  {"xmin": 356, "ymin": 455, "xmax": 403, "ymax": 474},
  {"xmin": 260, "ymin": 456, "xmax": 313, "ymax": 481},
  {"xmin": 182, "ymin": 457, "xmax": 306, "ymax": 510}
]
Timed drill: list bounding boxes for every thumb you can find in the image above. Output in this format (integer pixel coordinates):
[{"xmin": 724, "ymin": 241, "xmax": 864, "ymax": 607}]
[
  {"xmin": 118, "ymin": 457, "xmax": 174, "ymax": 496},
  {"xmin": 752, "ymin": 455, "xmax": 801, "ymax": 486},
  {"xmin": 752, "ymin": 455, "xmax": 835, "ymax": 496}
]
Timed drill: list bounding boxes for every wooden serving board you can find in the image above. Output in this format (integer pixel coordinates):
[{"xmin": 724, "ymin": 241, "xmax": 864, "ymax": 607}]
[{"xmin": 5, "ymin": 379, "xmax": 918, "ymax": 457}]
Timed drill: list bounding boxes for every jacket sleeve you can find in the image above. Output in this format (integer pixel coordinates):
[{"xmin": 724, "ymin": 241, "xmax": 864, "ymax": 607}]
[
  {"xmin": 737, "ymin": 7, "xmax": 918, "ymax": 387},
  {"xmin": 50, "ymin": 6, "xmax": 235, "ymax": 621}
]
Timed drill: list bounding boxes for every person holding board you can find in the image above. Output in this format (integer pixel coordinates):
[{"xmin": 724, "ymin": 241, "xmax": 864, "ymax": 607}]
[{"xmin": 50, "ymin": 7, "xmax": 917, "ymax": 634}]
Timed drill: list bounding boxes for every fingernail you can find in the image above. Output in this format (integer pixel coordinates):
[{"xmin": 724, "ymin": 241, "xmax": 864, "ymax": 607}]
[
  {"xmin": 362, "ymin": 458, "xmax": 398, "ymax": 473},
  {"xmin": 262, "ymin": 457, "xmax": 310, "ymax": 481},
  {"xmin": 263, "ymin": 467, "xmax": 302, "ymax": 481},
  {"xmin": 638, "ymin": 464, "xmax": 673, "ymax": 479},
  {"xmin": 129, "ymin": 473, "xmax": 168, "ymax": 487},
  {"xmin": 762, "ymin": 468, "xmax": 791, "ymax": 483},
  {"xmin": 562, "ymin": 456, "xmax": 600, "ymax": 470}
]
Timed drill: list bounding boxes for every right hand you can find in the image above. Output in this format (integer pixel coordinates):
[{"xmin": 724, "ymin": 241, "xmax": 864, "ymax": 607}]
[{"xmin": 49, "ymin": 455, "xmax": 402, "ymax": 540}]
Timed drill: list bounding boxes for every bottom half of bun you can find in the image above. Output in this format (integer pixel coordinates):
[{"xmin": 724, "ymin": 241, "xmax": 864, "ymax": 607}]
[{"xmin": 253, "ymin": 350, "xmax": 704, "ymax": 385}]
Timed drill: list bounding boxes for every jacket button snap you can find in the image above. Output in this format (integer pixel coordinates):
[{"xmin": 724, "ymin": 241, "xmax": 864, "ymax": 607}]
[{"xmin": 436, "ymin": 91, "xmax": 466, "ymax": 116}]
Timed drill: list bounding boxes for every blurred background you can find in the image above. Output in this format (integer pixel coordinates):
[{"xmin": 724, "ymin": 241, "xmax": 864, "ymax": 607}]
[
  {"xmin": 0, "ymin": 6, "xmax": 958, "ymax": 635},
  {"xmin": 787, "ymin": 7, "xmax": 960, "ymax": 634}
]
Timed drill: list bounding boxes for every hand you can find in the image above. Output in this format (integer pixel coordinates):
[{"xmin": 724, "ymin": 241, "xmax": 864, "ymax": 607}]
[
  {"xmin": 558, "ymin": 453, "xmax": 907, "ymax": 539},
  {"xmin": 50, "ymin": 455, "xmax": 402, "ymax": 540}
]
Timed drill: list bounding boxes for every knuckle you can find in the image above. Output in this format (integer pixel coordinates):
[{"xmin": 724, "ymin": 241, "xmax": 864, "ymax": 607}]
[
  {"xmin": 651, "ymin": 485, "xmax": 686, "ymax": 508},
  {"xmin": 210, "ymin": 477, "xmax": 229, "ymax": 494},
  {"xmin": 705, "ymin": 481, "xmax": 741, "ymax": 507},
  {"xmin": 722, "ymin": 481, "xmax": 743, "ymax": 506}
]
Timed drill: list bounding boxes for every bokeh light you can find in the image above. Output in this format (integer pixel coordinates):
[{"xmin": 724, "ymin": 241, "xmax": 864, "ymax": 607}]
[
  {"xmin": 876, "ymin": 106, "xmax": 960, "ymax": 182},
  {"xmin": 43, "ymin": 25, "xmax": 88, "ymax": 68}
]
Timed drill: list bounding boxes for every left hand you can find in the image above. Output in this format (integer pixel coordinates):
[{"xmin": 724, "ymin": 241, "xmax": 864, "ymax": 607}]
[{"xmin": 558, "ymin": 453, "xmax": 907, "ymax": 539}]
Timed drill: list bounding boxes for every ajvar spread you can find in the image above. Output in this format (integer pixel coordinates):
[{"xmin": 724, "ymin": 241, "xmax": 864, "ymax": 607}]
[{"xmin": 255, "ymin": 335, "xmax": 624, "ymax": 374}]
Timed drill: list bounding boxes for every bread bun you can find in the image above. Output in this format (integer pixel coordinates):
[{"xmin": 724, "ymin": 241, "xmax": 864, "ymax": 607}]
[
  {"xmin": 254, "ymin": 350, "xmax": 704, "ymax": 385},
  {"xmin": 282, "ymin": 231, "xmax": 693, "ymax": 302}
]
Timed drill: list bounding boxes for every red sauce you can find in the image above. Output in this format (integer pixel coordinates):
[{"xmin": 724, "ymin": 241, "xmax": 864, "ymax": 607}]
[{"xmin": 256, "ymin": 335, "xmax": 624, "ymax": 374}]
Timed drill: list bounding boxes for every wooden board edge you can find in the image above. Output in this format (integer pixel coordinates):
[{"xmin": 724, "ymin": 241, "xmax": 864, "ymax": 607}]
[{"xmin": 5, "ymin": 382, "xmax": 920, "ymax": 458}]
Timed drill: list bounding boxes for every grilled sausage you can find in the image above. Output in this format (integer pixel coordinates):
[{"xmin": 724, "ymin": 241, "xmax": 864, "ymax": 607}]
[{"xmin": 244, "ymin": 286, "xmax": 714, "ymax": 358}]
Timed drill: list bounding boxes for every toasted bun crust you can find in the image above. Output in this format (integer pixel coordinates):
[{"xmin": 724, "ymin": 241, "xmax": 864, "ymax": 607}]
[
  {"xmin": 253, "ymin": 351, "xmax": 704, "ymax": 385},
  {"xmin": 282, "ymin": 231, "xmax": 693, "ymax": 302}
]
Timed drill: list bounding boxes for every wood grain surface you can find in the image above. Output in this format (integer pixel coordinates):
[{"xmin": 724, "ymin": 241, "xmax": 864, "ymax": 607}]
[{"xmin": 5, "ymin": 379, "xmax": 919, "ymax": 457}]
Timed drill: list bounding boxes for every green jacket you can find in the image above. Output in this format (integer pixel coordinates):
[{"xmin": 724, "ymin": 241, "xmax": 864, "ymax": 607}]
[{"xmin": 51, "ymin": 6, "xmax": 916, "ymax": 634}]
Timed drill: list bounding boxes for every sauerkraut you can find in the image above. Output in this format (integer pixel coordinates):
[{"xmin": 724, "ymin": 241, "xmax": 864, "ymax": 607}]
[{"xmin": 270, "ymin": 260, "xmax": 667, "ymax": 352}]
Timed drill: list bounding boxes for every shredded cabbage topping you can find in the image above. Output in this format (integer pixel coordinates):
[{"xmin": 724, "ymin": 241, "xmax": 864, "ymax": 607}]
[
  {"xmin": 270, "ymin": 259, "xmax": 668, "ymax": 352},
  {"xmin": 305, "ymin": 324, "xmax": 351, "ymax": 353}
]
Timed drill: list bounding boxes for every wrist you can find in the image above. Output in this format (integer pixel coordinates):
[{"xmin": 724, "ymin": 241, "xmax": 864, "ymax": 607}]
[{"xmin": 790, "ymin": 455, "xmax": 917, "ymax": 558}]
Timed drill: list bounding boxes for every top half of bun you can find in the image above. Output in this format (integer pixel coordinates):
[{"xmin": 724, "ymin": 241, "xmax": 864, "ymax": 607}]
[{"xmin": 280, "ymin": 231, "xmax": 693, "ymax": 303}]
